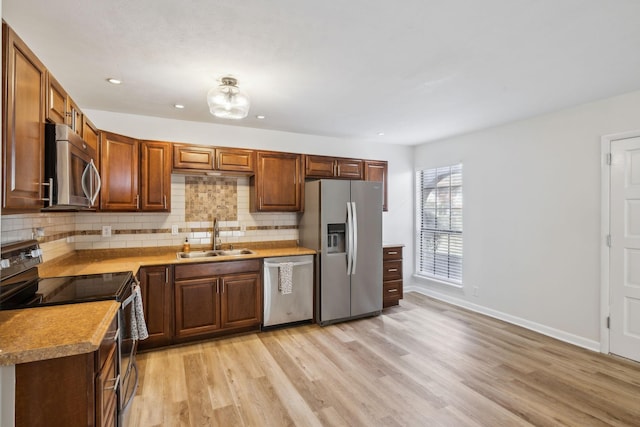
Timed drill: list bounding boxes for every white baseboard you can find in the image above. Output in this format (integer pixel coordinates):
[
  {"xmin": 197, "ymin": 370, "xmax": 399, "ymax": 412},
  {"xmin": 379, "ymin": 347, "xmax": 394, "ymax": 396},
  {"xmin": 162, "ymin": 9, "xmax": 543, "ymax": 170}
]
[{"xmin": 404, "ymin": 283, "xmax": 601, "ymax": 353}]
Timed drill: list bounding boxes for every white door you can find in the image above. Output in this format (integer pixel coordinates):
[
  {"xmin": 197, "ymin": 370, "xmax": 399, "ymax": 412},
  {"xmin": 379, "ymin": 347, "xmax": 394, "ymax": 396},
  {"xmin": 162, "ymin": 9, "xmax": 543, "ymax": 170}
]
[{"xmin": 610, "ymin": 136, "xmax": 640, "ymax": 362}]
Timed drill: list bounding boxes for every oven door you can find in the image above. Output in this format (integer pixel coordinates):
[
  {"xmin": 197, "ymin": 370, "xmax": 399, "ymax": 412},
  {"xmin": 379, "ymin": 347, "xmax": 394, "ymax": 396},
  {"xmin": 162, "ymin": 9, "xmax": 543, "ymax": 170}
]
[{"xmin": 118, "ymin": 282, "xmax": 139, "ymax": 419}]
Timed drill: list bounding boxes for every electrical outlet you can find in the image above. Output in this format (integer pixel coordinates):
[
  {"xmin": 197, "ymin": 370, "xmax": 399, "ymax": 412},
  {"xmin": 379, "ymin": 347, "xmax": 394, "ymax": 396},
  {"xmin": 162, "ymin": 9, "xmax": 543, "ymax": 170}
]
[
  {"xmin": 171, "ymin": 224, "xmax": 179, "ymax": 235},
  {"xmin": 240, "ymin": 223, "xmax": 247, "ymax": 232},
  {"xmin": 102, "ymin": 225, "xmax": 112, "ymax": 237},
  {"xmin": 473, "ymin": 287, "xmax": 479, "ymax": 297}
]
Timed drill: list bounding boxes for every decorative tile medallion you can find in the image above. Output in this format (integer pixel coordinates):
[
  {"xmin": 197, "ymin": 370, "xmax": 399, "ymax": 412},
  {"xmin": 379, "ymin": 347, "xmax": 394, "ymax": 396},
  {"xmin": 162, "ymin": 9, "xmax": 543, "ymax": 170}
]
[{"xmin": 185, "ymin": 176, "xmax": 237, "ymax": 222}]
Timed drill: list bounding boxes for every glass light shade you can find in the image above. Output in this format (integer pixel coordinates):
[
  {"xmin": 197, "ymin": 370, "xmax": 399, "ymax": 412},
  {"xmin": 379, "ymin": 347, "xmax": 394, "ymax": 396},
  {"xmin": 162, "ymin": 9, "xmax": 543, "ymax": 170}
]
[{"xmin": 207, "ymin": 77, "xmax": 250, "ymax": 119}]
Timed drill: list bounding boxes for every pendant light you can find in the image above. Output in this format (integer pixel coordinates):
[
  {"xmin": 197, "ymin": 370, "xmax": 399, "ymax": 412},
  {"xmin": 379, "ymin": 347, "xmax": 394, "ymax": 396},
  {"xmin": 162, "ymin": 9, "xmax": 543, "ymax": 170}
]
[{"xmin": 207, "ymin": 76, "xmax": 250, "ymax": 119}]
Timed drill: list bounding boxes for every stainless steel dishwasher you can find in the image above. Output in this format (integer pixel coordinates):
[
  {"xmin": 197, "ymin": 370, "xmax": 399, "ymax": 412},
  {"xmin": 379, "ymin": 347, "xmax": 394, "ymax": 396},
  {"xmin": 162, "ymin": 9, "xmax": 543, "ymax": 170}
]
[{"xmin": 263, "ymin": 255, "xmax": 314, "ymax": 328}]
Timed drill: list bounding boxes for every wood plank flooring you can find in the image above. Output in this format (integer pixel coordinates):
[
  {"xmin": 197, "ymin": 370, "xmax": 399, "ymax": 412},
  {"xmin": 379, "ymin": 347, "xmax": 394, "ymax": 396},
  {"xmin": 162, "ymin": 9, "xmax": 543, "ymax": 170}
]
[{"xmin": 124, "ymin": 292, "xmax": 640, "ymax": 426}]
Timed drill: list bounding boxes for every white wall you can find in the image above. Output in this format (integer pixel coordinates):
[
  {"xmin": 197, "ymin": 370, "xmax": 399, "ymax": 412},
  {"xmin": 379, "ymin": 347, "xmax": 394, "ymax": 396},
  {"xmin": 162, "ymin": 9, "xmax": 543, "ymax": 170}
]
[
  {"xmin": 411, "ymin": 89, "xmax": 640, "ymax": 350},
  {"xmin": 84, "ymin": 110, "xmax": 416, "ymax": 282}
]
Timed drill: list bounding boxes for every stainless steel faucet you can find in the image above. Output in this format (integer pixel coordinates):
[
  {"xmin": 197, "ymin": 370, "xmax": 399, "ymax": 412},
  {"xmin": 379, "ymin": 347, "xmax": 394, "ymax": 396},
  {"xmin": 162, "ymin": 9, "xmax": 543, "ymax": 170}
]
[{"xmin": 212, "ymin": 217, "xmax": 219, "ymax": 250}]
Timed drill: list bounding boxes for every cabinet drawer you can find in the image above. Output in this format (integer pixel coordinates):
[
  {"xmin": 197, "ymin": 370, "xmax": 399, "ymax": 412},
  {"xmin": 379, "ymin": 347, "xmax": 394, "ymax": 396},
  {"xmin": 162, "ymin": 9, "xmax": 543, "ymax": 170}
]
[
  {"xmin": 175, "ymin": 259, "xmax": 261, "ymax": 280},
  {"xmin": 383, "ymin": 260, "xmax": 402, "ymax": 280},
  {"xmin": 383, "ymin": 246, "xmax": 403, "ymax": 261},
  {"xmin": 383, "ymin": 280, "xmax": 403, "ymax": 297}
]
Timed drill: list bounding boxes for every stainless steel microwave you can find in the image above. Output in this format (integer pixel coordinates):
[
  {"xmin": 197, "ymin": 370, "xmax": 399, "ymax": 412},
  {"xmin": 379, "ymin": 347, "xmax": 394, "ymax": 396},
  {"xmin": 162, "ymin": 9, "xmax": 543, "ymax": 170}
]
[{"xmin": 44, "ymin": 123, "xmax": 101, "ymax": 210}]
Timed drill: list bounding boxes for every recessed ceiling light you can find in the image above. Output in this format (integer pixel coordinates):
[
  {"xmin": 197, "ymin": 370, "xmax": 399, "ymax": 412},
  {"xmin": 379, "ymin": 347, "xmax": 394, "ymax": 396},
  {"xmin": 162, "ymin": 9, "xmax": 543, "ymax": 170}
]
[
  {"xmin": 377, "ymin": 132, "xmax": 385, "ymax": 136},
  {"xmin": 256, "ymin": 115, "xmax": 265, "ymax": 119},
  {"xmin": 173, "ymin": 104, "xmax": 185, "ymax": 109},
  {"xmin": 106, "ymin": 78, "xmax": 122, "ymax": 85}
]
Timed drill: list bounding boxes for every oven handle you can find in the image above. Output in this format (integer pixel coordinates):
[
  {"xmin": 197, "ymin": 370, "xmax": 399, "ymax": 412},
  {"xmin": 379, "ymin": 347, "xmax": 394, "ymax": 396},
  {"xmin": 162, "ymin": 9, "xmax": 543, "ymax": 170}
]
[{"xmin": 121, "ymin": 276, "xmax": 140, "ymax": 308}]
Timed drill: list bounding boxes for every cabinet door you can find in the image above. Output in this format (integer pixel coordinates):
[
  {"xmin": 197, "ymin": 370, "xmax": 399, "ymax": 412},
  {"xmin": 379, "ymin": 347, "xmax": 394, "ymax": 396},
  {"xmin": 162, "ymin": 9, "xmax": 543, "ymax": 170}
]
[
  {"xmin": 100, "ymin": 132, "xmax": 140, "ymax": 211},
  {"xmin": 172, "ymin": 143, "xmax": 215, "ymax": 172},
  {"xmin": 140, "ymin": 141, "xmax": 171, "ymax": 211},
  {"xmin": 2, "ymin": 24, "xmax": 46, "ymax": 212},
  {"xmin": 305, "ymin": 155, "xmax": 335, "ymax": 178},
  {"xmin": 174, "ymin": 278, "xmax": 221, "ymax": 338},
  {"xmin": 217, "ymin": 147, "xmax": 255, "ymax": 173},
  {"xmin": 336, "ymin": 158, "xmax": 363, "ymax": 179},
  {"xmin": 82, "ymin": 115, "xmax": 100, "ymax": 153},
  {"xmin": 252, "ymin": 151, "xmax": 303, "ymax": 212},
  {"xmin": 139, "ymin": 265, "xmax": 173, "ymax": 349},
  {"xmin": 364, "ymin": 160, "xmax": 388, "ymax": 211},
  {"xmin": 45, "ymin": 72, "xmax": 67, "ymax": 125},
  {"xmin": 221, "ymin": 273, "xmax": 261, "ymax": 329}
]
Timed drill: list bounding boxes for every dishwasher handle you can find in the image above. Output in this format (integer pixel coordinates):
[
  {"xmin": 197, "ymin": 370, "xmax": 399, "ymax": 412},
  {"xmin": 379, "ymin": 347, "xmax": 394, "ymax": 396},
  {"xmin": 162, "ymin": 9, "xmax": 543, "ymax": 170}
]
[{"xmin": 264, "ymin": 260, "xmax": 313, "ymax": 268}]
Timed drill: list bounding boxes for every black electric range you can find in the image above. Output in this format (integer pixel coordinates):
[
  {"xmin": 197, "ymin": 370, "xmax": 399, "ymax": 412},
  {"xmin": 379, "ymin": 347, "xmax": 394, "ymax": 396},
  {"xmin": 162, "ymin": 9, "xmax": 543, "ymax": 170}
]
[{"xmin": 0, "ymin": 240, "xmax": 132, "ymax": 310}]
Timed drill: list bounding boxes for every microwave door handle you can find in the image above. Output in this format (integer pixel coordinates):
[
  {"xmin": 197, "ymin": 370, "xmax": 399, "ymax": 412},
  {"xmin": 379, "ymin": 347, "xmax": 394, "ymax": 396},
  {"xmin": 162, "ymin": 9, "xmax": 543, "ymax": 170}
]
[
  {"xmin": 89, "ymin": 159, "xmax": 102, "ymax": 205},
  {"xmin": 81, "ymin": 159, "xmax": 101, "ymax": 205}
]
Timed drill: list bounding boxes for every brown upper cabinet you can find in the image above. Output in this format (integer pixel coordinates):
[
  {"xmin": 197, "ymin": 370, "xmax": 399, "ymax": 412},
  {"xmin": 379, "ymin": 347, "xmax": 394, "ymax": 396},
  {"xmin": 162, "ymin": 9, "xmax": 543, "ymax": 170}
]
[
  {"xmin": 2, "ymin": 23, "xmax": 46, "ymax": 212},
  {"xmin": 45, "ymin": 72, "xmax": 67, "ymax": 125},
  {"xmin": 45, "ymin": 71, "xmax": 83, "ymax": 135},
  {"xmin": 305, "ymin": 155, "xmax": 363, "ymax": 180},
  {"xmin": 364, "ymin": 160, "xmax": 388, "ymax": 212},
  {"xmin": 173, "ymin": 143, "xmax": 255, "ymax": 174},
  {"xmin": 216, "ymin": 147, "xmax": 255, "ymax": 173},
  {"xmin": 100, "ymin": 132, "xmax": 140, "ymax": 211},
  {"xmin": 81, "ymin": 115, "xmax": 99, "ymax": 153},
  {"xmin": 100, "ymin": 132, "xmax": 171, "ymax": 212},
  {"xmin": 251, "ymin": 151, "xmax": 303, "ymax": 212},
  {"xmin": 140, "ymin": 140, "xmax": 172, "ymax": 211}
]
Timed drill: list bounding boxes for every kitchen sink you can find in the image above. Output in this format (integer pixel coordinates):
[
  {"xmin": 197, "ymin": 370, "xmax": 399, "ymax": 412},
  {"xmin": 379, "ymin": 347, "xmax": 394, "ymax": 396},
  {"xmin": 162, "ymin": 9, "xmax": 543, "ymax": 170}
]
[
  {"xmin": 176, "ymin": 248, "xmax": 255, "ymax": 259},
  {"xmin": 218, "ymin": 249, "xmax": 255, "ymax": 256}
]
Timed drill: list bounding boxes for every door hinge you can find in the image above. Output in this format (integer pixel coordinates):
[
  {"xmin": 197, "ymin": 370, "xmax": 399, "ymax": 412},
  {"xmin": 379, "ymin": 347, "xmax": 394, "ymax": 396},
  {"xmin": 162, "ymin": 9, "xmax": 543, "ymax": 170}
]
[
  {"xmin": 607, "ymin": 316, "xmax": 610, "ymax": 329},
  {"xmin": 606, "ymin": 235, "xmax": 611, "ymax": 247},
  {"xmin": 606, "ymin": 153, "xmax": 612, "ymax": 165}
]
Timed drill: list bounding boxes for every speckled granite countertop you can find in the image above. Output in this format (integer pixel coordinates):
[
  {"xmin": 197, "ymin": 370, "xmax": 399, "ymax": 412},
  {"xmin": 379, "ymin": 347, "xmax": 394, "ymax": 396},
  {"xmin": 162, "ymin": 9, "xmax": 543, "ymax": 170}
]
[
  {"xmin": 38, "ymin": 245, "xmax": 315, "ymax": 278},
  {"xmin": 1, "ymin": 244, "xmax": 315, "ymax": 366},
  {"xmin": 0, "ymin": 301, "xmax": 119, "ymax": 366}
]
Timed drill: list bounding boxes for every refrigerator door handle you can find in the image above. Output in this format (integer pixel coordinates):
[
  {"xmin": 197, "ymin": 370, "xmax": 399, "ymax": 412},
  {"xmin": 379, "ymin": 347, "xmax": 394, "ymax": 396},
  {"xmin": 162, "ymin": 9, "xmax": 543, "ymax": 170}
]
[
  {"xmin": 351, "ymin": 202, "xmax": 358, "ymax": 275},
  {"xmin": 346, "ymin": 202, "xmax": 353, "ymax": 275}
]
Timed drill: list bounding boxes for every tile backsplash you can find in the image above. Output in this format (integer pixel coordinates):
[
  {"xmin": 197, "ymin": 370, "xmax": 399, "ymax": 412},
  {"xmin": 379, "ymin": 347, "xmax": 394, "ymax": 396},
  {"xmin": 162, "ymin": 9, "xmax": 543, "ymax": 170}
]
[{"xmin": 0, "ymin": 175, "xmax": 298, "ymax": 261}]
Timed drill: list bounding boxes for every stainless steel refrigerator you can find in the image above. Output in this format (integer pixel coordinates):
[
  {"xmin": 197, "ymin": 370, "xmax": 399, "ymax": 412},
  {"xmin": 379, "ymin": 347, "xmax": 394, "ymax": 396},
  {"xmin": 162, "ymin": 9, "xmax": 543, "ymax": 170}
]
[{"xmin": 299, "ymin": 180, "xmax": 383, "ymax": 326}]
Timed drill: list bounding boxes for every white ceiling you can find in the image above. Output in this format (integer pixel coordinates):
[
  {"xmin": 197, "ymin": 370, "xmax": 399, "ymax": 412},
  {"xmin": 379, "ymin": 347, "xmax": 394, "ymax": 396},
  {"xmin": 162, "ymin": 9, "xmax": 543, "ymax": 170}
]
[{"xmin": 3, "ymin": 0, "xmax": 640, "ymax": 145}]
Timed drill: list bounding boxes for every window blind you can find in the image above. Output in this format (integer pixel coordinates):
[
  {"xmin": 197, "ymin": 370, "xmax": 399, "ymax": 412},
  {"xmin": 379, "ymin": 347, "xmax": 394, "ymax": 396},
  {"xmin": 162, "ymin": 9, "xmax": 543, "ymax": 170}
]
[{"xmin": 416, "ymin": 164, "xmax": 463, "ymax": 283}]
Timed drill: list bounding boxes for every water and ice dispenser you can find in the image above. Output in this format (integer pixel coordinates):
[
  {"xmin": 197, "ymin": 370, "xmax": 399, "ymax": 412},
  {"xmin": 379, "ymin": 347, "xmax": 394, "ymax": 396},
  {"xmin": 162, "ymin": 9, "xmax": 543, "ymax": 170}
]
[{"xmin": 326, "ymin": 223, "xmax": 346, "ymax": 254}]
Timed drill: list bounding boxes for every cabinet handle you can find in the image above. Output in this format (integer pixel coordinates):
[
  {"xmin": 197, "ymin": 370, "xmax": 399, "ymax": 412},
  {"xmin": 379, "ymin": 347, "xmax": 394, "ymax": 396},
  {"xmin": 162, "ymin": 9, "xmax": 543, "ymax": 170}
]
[
  {"xmin": 388, "ymin": 268, "xmax": 398, "ymax": 272},
  {"xmin": 163, "ymin": 195, "xmax": 167, "ymax": 209},
  {"xmin": 41, "ymin": 178, "xmax": 53, "ymax": 207},
  {"xmin": 105, "ymin": 374, "xmax": 120, "ymax": 392},
  {"xmin": 387, "ymin": 288, "xmax": 398, "ymax": 293},
  {"xmin": 165, "ymin": 267, "xmax": 169, "ymax": 284},
  {"xmin": 216, "ymin": 278, "xmax": 219, "ymax": 294},
  {"xmin": 387, "ymin": 251, "xmax": 398, "ymax": 255},
  {"xmin": 136, "ymin": 194, "xmax": 140, "ymax": 209}
]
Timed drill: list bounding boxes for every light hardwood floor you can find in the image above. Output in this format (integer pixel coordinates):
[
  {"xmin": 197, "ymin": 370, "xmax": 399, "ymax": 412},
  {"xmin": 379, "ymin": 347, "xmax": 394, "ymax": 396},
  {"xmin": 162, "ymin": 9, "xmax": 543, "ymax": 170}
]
[{"xmin": 125, "ymin": 292, "xmax": 640, "ymax": 426}]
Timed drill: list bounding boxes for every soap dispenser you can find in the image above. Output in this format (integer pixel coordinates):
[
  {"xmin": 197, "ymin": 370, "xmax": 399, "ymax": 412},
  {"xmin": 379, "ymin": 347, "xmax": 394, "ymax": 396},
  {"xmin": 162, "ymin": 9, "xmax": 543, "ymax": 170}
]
[{"xmin": 182, "ymin": 238, "xmax": 191, "ymax": 253}]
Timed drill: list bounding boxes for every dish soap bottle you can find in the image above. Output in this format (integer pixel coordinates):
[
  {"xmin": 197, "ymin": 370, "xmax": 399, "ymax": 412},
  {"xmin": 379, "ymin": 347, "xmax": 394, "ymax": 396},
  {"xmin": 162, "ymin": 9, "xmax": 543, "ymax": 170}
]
[{"xmin": 182, "ymin": 238, "xmax": 191, "ymax": 253}]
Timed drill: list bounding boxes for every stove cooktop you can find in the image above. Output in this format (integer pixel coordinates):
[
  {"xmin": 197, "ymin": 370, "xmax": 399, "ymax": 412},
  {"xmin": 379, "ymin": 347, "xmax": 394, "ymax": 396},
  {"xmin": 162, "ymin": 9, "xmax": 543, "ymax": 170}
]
[{"xmin": 0, "ymin": 270, "xmax": 133, "ymax": 310}]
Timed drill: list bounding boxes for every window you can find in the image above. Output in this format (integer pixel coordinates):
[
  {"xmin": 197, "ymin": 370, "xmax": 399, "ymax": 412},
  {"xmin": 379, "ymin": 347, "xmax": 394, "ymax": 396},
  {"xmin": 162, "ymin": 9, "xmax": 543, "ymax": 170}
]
[{"xmin": 416, "ymin": 164, "xmax": 463, "ymax": 283}]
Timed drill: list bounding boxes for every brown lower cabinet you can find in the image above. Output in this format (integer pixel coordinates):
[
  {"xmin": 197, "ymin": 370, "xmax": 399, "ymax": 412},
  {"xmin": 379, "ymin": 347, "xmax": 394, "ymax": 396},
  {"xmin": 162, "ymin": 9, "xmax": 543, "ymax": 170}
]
[
  {"xmin": 174, "ymin": 260, "xmax": 261, "ymax": 341},
  {"xmin": 15, "ymin": 316, "xmax": 119, "ymax": 427},
  {"xmin": 138, "ymin": 265, "xmax": 173, "ymax": 350},
  {"xmin": 139, "ymin": 260, "xmax": 262, "ymax": 349},
  {"xmin": 383, "ymin": 246, "xmax": 403, "ymax": 308}
]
